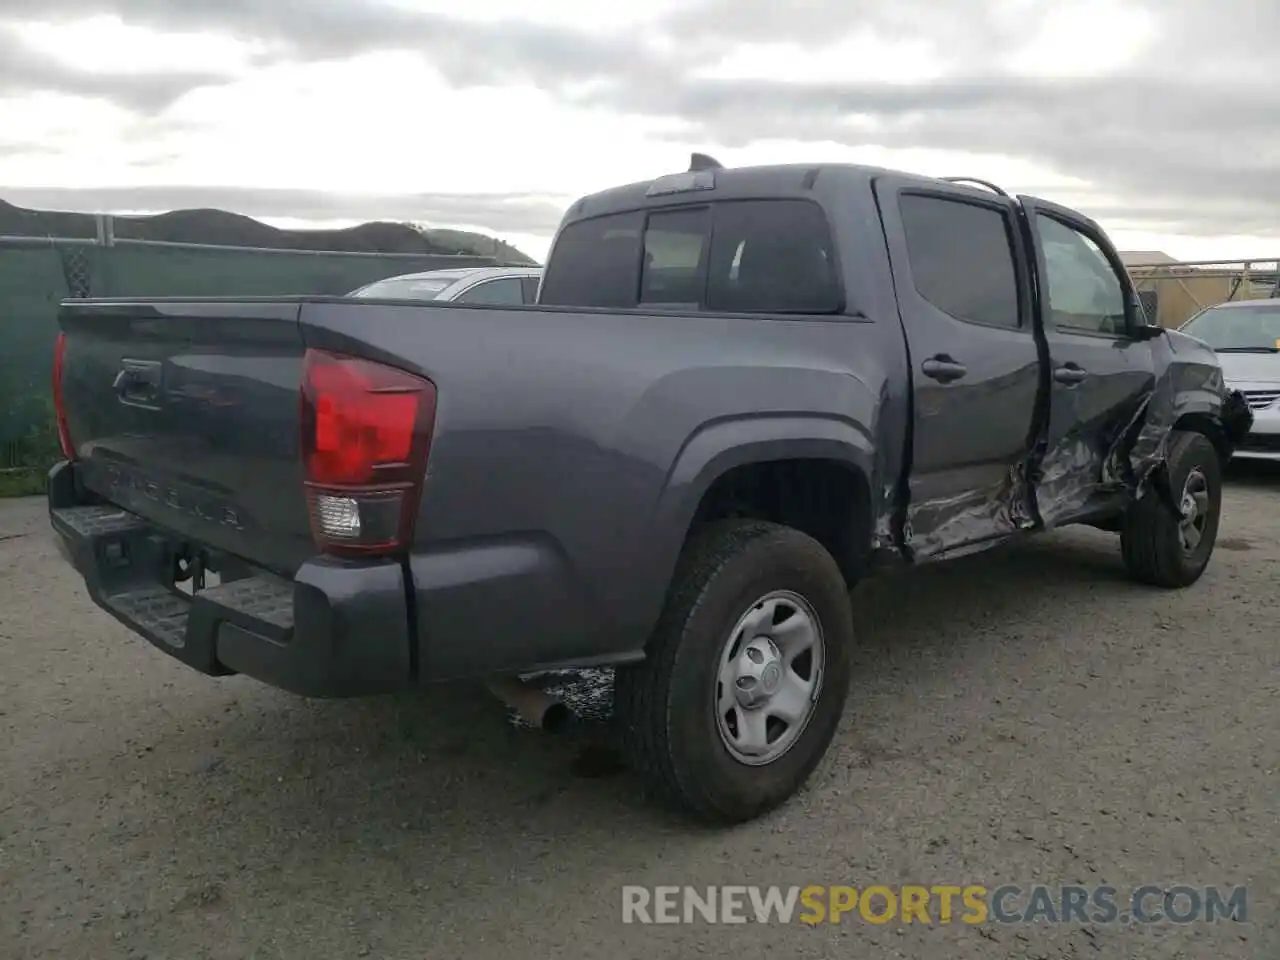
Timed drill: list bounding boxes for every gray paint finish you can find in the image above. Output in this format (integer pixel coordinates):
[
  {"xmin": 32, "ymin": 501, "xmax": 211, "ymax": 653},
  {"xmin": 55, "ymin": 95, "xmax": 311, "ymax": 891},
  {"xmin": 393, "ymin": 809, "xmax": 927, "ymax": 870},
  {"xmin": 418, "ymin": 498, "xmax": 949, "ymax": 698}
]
[
  {"xmin": 297, "ymin": 297, "xmax": 888, "ymax": 678},
  {"xmin": 52, "ymin": 161, "xmax": 1252, "ymax": 689}
]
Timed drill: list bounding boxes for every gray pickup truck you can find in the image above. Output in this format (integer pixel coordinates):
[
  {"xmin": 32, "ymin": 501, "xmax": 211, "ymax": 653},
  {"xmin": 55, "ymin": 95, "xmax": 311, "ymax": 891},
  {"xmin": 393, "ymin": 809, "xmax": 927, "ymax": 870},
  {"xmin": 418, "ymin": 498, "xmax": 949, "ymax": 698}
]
[{"xmin": 47, "ymin": 157, "xmax": 1252, "ymax": 824}]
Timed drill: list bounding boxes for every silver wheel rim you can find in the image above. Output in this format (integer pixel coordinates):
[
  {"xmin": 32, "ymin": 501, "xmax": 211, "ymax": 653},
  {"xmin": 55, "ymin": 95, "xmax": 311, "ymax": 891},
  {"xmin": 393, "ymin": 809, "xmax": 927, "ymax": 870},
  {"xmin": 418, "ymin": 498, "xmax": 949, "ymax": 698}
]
[
  {"xmin": 1179, "ymin": 467, "xmax": 1211, "ymax": 554},
  {"xmin": 714, "ymin": 590, "xmax": 825, "ymax": 767}
]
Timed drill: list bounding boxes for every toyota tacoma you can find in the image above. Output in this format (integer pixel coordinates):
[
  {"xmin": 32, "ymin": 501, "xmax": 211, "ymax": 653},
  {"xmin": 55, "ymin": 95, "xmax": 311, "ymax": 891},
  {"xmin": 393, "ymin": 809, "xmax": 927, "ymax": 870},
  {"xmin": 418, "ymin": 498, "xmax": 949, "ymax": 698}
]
[{"xmin": 47, "ymin": 157, "xmax": 1253, "ymax": 823}]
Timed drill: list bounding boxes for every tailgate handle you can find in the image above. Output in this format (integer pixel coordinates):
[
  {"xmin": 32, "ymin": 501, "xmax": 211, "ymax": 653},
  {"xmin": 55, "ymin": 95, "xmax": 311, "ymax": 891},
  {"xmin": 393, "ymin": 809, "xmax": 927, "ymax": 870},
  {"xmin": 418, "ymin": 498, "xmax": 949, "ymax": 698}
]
[{"xmin": 114, "ymin": 360, "xmax": 162, "ymax": 405}]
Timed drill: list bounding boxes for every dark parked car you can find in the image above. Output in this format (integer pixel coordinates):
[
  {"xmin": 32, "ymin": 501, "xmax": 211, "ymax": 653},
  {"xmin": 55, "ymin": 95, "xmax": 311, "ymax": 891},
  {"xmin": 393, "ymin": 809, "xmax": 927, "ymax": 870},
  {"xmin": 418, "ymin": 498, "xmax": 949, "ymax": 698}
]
[{"xmin": 47, "ymin": 157, "xmax": 1251, "ymax": 824}]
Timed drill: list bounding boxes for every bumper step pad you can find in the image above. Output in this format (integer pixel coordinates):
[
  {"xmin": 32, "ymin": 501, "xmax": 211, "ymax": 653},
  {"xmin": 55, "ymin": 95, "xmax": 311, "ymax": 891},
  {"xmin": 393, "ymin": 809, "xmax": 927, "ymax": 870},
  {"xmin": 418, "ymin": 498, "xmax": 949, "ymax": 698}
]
[{"xmin": 51, "ymin": 504, "xmax": 295, "ymax": 673}]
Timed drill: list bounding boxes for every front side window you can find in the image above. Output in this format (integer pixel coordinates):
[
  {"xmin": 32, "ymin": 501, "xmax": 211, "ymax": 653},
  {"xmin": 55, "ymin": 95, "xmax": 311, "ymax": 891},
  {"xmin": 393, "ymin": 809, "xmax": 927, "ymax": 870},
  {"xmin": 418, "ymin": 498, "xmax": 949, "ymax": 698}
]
[{"xmin": 1036, "ymin": 215, "xmax": 1127, "ymax": 335}]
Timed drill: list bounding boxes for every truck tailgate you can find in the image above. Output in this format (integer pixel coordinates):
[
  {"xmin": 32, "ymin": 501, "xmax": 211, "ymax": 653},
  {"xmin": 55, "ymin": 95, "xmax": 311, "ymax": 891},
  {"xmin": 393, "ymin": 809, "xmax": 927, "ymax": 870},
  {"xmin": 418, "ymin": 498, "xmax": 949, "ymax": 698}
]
[{"xmin": 58, "ymin": 299, "xmax": 314, "ymax": 575}]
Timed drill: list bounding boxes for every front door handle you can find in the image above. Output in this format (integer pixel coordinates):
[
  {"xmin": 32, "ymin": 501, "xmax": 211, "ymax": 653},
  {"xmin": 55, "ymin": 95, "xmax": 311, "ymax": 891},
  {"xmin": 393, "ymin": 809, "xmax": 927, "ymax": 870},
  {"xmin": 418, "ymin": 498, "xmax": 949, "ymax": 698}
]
[
  {"xmin": 1053, "ymin": 363, "xmax": 1089, "ymax": 385},
  {"xmin": 921, "ymin": 354, "xmax": 968, "ymax": 383}
]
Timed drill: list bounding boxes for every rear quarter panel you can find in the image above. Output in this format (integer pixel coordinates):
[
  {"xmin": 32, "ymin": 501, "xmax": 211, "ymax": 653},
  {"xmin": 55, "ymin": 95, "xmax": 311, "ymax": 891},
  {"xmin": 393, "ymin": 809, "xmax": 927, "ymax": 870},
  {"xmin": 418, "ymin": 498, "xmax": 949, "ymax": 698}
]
[
  {"xmin": 300, "ymin": 260, "xmax": 906, "ymax": 676},
  {"xmin": 297, "ymin": 170, "xmax": 913, "ymax": 674}
]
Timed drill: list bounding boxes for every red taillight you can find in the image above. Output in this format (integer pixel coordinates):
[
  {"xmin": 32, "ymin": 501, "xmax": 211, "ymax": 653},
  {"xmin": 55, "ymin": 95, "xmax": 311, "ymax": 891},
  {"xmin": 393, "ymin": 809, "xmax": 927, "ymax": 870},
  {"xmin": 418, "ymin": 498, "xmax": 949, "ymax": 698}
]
[
  {"xmin": 299, "ymin": 349, "xmax": 436, "ymax": 556},
  {"xmin": 52, "ymin": 332, "xmax": 75, "ymax": 460}
]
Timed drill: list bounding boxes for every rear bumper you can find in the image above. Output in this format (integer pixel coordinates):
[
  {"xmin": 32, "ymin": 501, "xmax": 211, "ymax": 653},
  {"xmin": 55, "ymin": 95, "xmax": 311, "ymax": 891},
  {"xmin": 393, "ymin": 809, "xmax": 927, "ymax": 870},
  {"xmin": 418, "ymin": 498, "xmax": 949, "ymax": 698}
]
[{"xmin": 47, "ymin": 461, "xmax": 412, "ymax": 697}]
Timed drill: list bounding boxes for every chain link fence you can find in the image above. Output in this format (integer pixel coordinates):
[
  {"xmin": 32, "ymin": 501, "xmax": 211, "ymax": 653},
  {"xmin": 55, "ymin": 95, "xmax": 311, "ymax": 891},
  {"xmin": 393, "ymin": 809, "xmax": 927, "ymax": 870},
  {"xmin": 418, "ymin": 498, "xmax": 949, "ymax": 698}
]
[
  {"xmin": 1126, "ymin": 258, "xmax": 1280, "ymax": 329},
  {"xmin": 0, "ymin": 236, "xmax": 496, "ymax": 467}
]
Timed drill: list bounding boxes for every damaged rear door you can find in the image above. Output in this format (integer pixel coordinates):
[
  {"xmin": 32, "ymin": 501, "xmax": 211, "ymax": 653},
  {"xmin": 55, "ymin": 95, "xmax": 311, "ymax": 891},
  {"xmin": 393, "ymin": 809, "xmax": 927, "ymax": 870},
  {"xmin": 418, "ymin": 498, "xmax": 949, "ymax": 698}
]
[
  {"xmin": 1018, "ymin": 197, "xmax": 1158, "ymax": 525},
  {"xmin": 873, "ymin": 176, "xmax": 1042, "ymax": 561}
]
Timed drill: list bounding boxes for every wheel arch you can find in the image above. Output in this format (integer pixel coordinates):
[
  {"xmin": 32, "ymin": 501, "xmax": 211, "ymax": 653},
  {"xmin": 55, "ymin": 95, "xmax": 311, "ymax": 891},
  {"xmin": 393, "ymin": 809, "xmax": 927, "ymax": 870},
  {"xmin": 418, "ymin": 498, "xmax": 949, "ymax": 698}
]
[
  {"xmin": 1172, "ymin": 411, "xmax": 1230, "ymax": 464},
  {"xmin": 650, "ymin": 416, "xmax": 881, "ymax": 595}
]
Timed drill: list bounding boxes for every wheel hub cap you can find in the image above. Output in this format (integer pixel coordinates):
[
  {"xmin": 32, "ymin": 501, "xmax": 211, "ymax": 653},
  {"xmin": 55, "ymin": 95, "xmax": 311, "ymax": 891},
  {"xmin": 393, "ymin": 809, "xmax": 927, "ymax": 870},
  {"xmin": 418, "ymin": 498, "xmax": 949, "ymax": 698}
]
[
  {"xmin": 732, "ymin": 638, "xmax": 784, "ymax": 707},
  {"xmin": 715, "ymin": 590, "xmax": 826, "ymax": 767},
  {"xmin": 1178, "ymin": 467, "xmax": 1210, "ymax": 554}
]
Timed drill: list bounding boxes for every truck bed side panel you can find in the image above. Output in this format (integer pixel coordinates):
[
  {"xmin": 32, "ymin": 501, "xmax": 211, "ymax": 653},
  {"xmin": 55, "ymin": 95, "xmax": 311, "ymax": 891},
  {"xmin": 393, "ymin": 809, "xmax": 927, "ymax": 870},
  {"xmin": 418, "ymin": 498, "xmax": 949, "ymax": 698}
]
[{"xmin": 298, "ymin": 298, "xmax": 897, "ymax": 678}]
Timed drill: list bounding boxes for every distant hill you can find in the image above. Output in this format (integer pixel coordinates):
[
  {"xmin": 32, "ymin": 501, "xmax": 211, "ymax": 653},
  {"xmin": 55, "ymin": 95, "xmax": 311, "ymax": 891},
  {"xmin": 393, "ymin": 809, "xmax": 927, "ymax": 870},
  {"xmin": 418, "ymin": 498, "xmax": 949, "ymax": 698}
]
[{"xmin": 0, "ymin": 198, "xmax": 536, "ymax": 264}]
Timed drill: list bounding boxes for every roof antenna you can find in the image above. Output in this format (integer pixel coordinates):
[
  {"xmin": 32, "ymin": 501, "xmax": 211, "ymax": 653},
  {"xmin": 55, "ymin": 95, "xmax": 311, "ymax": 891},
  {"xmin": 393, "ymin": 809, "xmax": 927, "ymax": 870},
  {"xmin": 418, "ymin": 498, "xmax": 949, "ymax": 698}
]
[{"xmin": 689, "ymin": 152, "xmax": 723, "ymax": 172}]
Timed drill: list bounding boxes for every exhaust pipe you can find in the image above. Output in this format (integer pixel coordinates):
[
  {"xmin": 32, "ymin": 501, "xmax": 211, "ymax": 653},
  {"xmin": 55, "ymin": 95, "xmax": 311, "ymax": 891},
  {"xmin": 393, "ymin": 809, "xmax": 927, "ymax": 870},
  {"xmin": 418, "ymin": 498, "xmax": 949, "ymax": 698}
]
[{"xmin": 486, "ymin": 676, "xmax": 572, "ymax": 732}]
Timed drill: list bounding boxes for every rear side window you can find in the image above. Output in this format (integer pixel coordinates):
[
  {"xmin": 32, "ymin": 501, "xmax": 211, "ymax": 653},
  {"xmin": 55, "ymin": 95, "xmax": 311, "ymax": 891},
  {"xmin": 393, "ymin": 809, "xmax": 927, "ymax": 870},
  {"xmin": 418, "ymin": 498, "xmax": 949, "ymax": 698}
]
[
  {"xmin": 898, "ymin": 193, "xmax": 1021, "ymax": 329},
  {"xmin": 538, "ymin": 200, "xmax": 841, "ymax": 314}
]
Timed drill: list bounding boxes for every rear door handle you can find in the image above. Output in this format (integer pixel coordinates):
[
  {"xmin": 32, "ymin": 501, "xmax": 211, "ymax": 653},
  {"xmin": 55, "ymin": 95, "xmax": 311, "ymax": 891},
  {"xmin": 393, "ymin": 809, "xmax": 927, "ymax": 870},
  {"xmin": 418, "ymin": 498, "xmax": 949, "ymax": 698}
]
[
  {"xmin": 1053, "ymin": 363, "xmax": 1089, "ymax": 385},
  {"xmin": 921, "ymin": 355, "xmax": 968, "ymax": 383}
]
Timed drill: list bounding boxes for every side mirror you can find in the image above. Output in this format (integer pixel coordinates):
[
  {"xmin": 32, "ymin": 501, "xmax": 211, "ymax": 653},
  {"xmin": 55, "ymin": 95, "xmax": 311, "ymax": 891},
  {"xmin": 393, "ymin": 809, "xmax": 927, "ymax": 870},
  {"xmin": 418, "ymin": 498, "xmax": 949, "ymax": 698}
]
[{"xmin": 1126, "ymin": 290, "xmax": 1164, "ymax": 340}]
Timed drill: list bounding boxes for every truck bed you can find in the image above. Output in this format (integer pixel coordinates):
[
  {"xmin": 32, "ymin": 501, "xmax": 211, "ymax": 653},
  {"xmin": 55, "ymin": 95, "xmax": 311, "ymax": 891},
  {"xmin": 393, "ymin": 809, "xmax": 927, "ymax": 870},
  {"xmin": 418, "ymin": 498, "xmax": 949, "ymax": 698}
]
[{"xmin": 52, "ymin": 293, "xmax": 902, "ymax": 688}]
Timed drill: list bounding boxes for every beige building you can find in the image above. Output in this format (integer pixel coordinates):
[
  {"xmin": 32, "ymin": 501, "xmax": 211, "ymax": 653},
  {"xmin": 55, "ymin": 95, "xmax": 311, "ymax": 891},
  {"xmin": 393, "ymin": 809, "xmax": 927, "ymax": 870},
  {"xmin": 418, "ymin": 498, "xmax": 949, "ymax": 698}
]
[
  {"xmin": 1118, "ymin": 250, "xmax": 1273, "ymax": 329},
  {"xmin": 1119, "ymin": 251, "xmax": 1179, "ymax": 268}
]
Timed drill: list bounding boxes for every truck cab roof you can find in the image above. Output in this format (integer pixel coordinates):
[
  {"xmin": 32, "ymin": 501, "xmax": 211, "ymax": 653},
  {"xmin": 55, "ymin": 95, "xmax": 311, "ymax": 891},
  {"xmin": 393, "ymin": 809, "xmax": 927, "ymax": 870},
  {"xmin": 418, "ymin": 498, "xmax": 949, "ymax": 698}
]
[{"xmin": 561, "ymin": 161, "xmax": 1008, "ymax": 227}]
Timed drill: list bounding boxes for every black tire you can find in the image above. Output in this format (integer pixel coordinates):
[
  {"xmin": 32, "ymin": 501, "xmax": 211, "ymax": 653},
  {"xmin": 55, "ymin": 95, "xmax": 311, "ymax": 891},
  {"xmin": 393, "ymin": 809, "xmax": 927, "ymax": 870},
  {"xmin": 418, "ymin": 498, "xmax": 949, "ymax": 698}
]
[
  {"xmin": 1120, "ymin": 430, "xmax": 1222, "ymax": 588},
  {"xmin": 614, "ymin": 519, "xmax": 854, "ymax": 824}
]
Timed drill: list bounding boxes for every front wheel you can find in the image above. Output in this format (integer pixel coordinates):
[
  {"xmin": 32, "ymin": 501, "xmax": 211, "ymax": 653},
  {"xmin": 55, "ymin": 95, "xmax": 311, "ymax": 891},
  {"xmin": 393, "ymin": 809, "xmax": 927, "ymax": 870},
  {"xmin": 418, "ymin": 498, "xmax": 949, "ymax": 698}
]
[
  {"xmin": 1120, "ymin": 430, "xmax": 1222, "ymax": 588},
  {"xmin": 614, "ymin": 520, "xmax": 854, "ymax": 823}
]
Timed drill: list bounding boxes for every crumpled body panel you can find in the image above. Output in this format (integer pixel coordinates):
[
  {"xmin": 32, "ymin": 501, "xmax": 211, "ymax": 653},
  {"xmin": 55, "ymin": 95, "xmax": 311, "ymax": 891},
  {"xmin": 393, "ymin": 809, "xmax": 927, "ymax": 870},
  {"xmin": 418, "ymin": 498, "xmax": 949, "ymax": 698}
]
[
  {"xmin": 901, "ymin": 463, "xmax": 1037, "ymax": 562},
  {"xmin": 890, "ymin": 329, "xmax": 1254, "ymax": 564},
  {"xmin": 1101, "ymin": 332, "xmax": 1252, "ymax": 494}
]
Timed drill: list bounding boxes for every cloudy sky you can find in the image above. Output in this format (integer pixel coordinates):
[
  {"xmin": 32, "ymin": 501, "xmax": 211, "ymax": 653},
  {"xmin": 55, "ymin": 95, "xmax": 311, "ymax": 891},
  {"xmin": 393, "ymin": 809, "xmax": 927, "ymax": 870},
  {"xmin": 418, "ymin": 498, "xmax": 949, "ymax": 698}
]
[{"xmin": 1, "ymin": 0, "xmax": 1278, "ymax": 262}]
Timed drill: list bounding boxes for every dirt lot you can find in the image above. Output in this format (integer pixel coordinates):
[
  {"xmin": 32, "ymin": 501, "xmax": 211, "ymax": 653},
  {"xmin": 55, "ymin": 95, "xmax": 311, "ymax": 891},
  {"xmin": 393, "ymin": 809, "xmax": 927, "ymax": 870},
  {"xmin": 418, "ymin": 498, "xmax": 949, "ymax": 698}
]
[{"xmin": 2, "ymin": 470, "xmax": 1277, "ymax": 960}]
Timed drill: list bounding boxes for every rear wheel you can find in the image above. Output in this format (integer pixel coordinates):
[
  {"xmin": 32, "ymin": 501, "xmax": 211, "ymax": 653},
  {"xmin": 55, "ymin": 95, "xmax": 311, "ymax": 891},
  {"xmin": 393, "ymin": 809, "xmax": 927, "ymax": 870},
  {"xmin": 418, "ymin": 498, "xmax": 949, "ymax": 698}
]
[
  {"xmin": 614, "ymin": 520, "xmax": 854, "ymax": 823},
  {"xmin": 1120, "ymin": 430, "xmax": 1222, "ymax": 588}
]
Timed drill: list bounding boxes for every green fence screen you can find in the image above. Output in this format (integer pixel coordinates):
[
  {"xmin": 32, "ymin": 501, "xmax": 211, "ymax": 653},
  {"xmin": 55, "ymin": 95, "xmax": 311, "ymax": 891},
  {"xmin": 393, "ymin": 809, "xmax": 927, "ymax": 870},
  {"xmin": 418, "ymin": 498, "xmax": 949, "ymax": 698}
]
[{"xmin": 0, "ymin": 239, "xmax": 492, "ymax": 458}]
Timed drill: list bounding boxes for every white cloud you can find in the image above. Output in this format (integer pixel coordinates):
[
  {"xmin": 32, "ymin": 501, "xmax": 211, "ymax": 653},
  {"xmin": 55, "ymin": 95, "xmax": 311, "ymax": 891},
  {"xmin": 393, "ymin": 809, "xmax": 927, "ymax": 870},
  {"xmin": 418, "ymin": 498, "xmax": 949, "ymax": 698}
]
[
  {"xmin": 1, "ymin": 0, "xmax": 1278, "ymax": 261},
  {"xmin": 14, "ymin": 15, "xmax": 266, "ymax": 74},
  {"xmin": 999, "ymin": 0, "xmax": 1158, "ymax": 76},
  {"xmin": 697, "ymin": 33, "xmax": 948, "ymax": 85},
  {"xmin": 395, "ymin": 0, "xmax": 686, "ymax": 31}
]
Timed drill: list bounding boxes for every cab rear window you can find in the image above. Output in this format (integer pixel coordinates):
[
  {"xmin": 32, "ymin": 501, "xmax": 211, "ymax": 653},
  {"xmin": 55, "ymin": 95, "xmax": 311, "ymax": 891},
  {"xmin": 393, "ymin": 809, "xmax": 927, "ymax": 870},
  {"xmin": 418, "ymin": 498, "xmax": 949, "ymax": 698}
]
[{"xmin": 539, "ymin": 199, "xmax": 842, "ymax": 315}]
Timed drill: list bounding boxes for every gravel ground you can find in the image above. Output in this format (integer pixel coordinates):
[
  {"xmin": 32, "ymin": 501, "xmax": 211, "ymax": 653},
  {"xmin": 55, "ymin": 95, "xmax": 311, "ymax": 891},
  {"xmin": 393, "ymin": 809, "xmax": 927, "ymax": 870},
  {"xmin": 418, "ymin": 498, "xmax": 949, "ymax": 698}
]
[{"xmin": 1, "ymin": 469, "xmax": 1277, "ymax": 960}]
